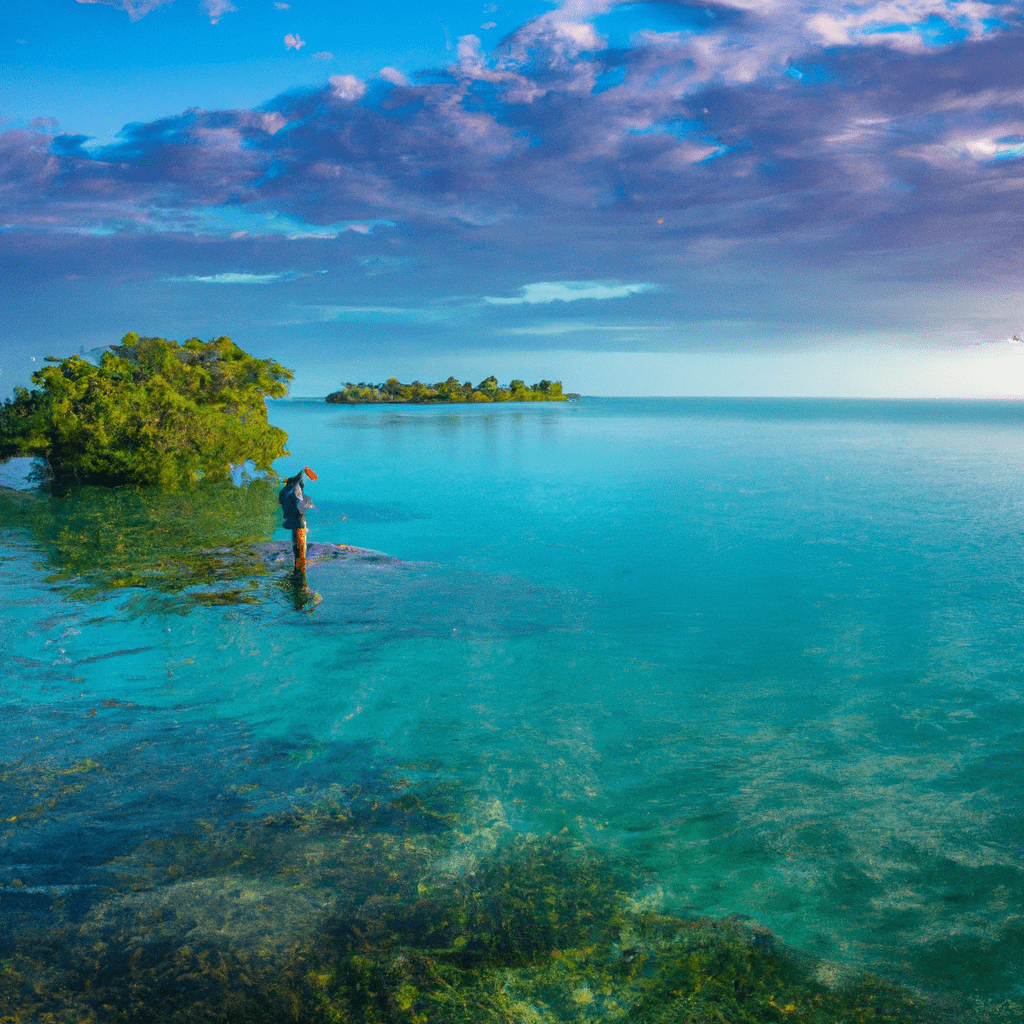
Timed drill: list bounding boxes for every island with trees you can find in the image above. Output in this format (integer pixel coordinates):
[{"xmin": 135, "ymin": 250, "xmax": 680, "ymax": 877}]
[
  {"xmin": 326, "ymin": 377, "xmax": 578, "ymax": 404},
  {"xmin": 0, "ymin": 332, "xmax": 294, "ymax": 606},
  {"xmin": 0, "ymin": 333, "xmax": 293, "ymax": 492}
]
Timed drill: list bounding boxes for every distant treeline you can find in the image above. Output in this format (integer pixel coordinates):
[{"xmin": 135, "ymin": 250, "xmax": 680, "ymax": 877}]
[{"xmin": 326, "ymin": 376, "xmax": 575, "ymax": 404}]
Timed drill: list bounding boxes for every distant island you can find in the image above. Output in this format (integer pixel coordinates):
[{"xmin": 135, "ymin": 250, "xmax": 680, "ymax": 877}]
[{"xmin": 326, "ymin": 377, "xmax": 578, "ymax": 404}]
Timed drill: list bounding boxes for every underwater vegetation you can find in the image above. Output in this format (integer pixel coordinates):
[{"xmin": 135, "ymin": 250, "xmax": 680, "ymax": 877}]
[
  {"xmin": 1, "ymin": 761, "xmax": 1019, "ymax": 1024},
  {"xmin": 0, "ymin": 477, "xmax": 281, "ymax": 611},
  {"xmin": 0, "ymin": 334, "xmax": 292, "ymax": 491}
]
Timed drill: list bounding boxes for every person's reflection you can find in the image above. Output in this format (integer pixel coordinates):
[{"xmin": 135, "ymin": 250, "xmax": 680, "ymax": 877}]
[{"xmin": 281, "ymin": 568, "xmax": 321, "ymax": 612}]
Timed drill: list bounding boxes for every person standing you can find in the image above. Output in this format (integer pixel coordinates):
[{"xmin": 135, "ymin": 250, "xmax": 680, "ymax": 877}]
[{"xmin": 279, "ymin": 467, "xmax": 316, "ymax": 572}]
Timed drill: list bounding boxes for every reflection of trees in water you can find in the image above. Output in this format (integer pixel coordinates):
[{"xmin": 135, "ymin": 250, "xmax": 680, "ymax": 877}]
[
  {"xmin": 0, "ymin": 479, "xmax": 280, "ymax": 611},
  {"xmin": 332, "ymin": 407, "xmax": 562, "ymax": 433}
]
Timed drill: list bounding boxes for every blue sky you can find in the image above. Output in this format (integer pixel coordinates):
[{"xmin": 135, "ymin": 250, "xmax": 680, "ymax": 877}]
[{"xmin": 3, "ymin": 0, "xmax": 1024, "ymax": 396}]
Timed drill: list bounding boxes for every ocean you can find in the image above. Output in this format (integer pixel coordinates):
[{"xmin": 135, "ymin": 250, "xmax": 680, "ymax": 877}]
[{"xmin": 2, "ymin": 397, "xmax": 1023, "ymax": 1018}]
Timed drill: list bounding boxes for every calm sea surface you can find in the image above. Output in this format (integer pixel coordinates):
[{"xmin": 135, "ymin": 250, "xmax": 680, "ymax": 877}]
[{"xmin": 3, "ymin": 397, "xmax": 1023, "ymax": 1001}]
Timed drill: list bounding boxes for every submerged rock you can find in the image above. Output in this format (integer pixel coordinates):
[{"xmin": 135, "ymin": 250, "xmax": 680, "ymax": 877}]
[{"xmin": 259, "ymin": 540, "xmax": 401, "ymax": 569}]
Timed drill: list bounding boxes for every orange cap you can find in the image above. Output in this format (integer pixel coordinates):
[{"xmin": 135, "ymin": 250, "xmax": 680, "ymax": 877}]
[{"xmin": 303, "ymin": 466, "xmax": 318, "ymax": 481}]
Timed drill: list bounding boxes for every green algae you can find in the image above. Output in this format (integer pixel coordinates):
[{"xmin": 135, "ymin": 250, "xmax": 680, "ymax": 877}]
[
  {"xmin": 0, "ymin": 756, "xmax": 106, "ymax": 834},
  {"xmin": 2, "ymin": 770, "xmax": 1019, "ymax": 1024}
]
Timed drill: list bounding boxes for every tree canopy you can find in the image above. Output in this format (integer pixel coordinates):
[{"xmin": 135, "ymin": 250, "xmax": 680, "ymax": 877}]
[
  {"xmin": 0, "ymin": 334, "xmax": 293, "ymax": 490},
  {"xmin": 326, "ymin": 376, "xmax": 569, "ymax": 404}
]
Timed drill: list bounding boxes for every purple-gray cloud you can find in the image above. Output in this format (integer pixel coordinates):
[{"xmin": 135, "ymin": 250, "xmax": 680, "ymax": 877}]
[
  {"xmin": 12, "ymin": 4, "xmax": 1023, "ymax": 253},
  {"xmin": 6, "ymin": 0, "xmax": 1024, "ymax": 364}
]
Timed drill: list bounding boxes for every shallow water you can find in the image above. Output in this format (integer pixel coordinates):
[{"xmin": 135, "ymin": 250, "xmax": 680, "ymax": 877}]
[{"xmin": 2, "ymin": 397, "xmax": 1024, "ymax": 1009}]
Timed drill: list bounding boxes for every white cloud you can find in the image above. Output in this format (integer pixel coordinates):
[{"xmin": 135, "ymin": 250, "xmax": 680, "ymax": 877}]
[
  {"xmin": 553, "ymin": 20, "xmax": 604, "ymax": 51},
  {"xmin": 457, "ymin": 34, "xmax": 483, "ymax": 64},
  {"xmin": 249, "ymin": 111, "xmax": 287, "ymax": 134},
  {"xmin": 280, "ymin": 221, "xmax": 385, "ymax": 238},
  {"xmin": 481, "ymin": 21, "xmax": 497, "ymax": 29},
  {"xmin": 378, "ymin": 66, "xmax": 410, "ymax": 86},
  {"xmin": 805, "ymin": 0, "xmax": 997, "ymax": 50},
  {"xmin": 313, "ymin": 51, "xmax": 334, "ymax": 60},
  {"xmin": 329, "ymin": 74, "xmax": 367, "ymax": 101},
  {"xmin": 204, "ymin": 0, "xmax": 235, "ymax": 23},
  {"xmin": 903, "ymin": 125, "xmax": 1024, "ymax": 168},
  {"xmin": 500, "ymin": 321, "xmax": 666, "ymax": 335},
  {"xmin": 273, "ymin": 2, "xmax": 289, "ymax": 7},
  {"xmin": 75, "ymin": 0, "xmax": 234, "ymax": 20},
  {"xmin": 174, "ymin": 272, "xmax": 290, "ymax": 284},
  {"xmin": 484, "ymin": 281, "xmax": 657, "ymax": 305},
  {"xmin": 287, "ymin": 305, "xmax": 445, "ymax": 324},
  {"xmin": 284, "ymin": 33, "xmax": 305, "ymax": 50},
  {"xmin": 74, "ymin": 0, "xmax": 171, "ymax": 21},
  {"xmin": 957, "ymin": 134, "xmax": 1024, "ymax": 161}
]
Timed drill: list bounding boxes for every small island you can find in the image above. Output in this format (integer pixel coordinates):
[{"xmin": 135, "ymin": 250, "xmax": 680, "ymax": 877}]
[
  {"xmin": 0, "ymin": 333, "xmax": 292, "ymax": 492},
  {"xmin": 326, "ymin": 376, "xmax": 578, "ymax": 404}
]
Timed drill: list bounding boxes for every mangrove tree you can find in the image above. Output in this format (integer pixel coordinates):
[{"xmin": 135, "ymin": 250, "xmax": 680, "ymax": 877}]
[{"xmin": 0, "ymin": 333, "xmax": 293, "ymax": 491}]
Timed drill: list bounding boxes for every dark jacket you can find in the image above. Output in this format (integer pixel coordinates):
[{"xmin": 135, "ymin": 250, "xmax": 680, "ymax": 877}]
[{"xmin": 279, "ymin": 479, "xmax": 311, "ymax": 530}]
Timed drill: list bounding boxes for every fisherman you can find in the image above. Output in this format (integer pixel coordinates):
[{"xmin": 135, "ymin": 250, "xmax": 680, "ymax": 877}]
[{"xmin": 279, "ymin": 466, "xmax": 317, "ymax": 572}]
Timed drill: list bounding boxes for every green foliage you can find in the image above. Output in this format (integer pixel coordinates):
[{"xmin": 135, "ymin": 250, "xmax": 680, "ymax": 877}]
[
  {"xmin": 0, "ymin": 334, "xmax": 293, "ymax": 490},
  {"xmin": 0, "ymin": 477, "xmax": 281, "ymax": 610},
  {"xmin": 326, "ymin": 376, "xmax": 568, "ymax": 404}
]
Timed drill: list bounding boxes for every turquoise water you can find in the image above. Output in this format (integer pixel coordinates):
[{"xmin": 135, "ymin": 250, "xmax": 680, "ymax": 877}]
[{"xmin": 3, "ymin": 398, "xmax": 1024, "ymax": 1003}]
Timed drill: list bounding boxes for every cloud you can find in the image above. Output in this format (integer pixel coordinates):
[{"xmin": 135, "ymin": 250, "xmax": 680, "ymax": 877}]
[
  {"xmin": 273, "ymin": 2, "xmax": 289, "ymax": 7},
  {"xmin": 74, "ymin": 0, "xmax": 235, "ymax": 20},
  {"xmin": 7, "ymin": 0, "xmax": 1024, "ymax": 336},
  {"xmin": 481, "ymin": 21, "xmax": 497, "ymax": 29},
  {"xmin": 180, "ymin": 208, "xmax": 392, "ymax": 238},
  {"xmin": 329, "ymin": 74, "xmax": 367, "ymax": 101},
  {"xmin": 499, "ymin": 321, "xmax": 667, "ymax": 335},
  {"xmin": 378, "ymin": 66, "xmax": 409, "ymax": 86},
  {"xmin": 74, "ymin": 0, "xmax": 172, "ymax": 20},
  {"xmin": 484, "ymin": 282, "xmax": 658, "ymax": 305},
  {"xmin": 953, "ymin": 133, "xmax": 1024, "ymax": 161},
  {"xmin": 173, "ymin": 272, "xmax": 295, "ymax": 284},
  {"xmin": 284, "ymin": 33, "xmax": 305, "ymax": 50},
  {"xmin": 204, "ymin": 0, "xmax": 235, "ymax": 23},
  {"xmin": 287, "ymin": 305, "xmax": 446, "ymax": 324},
  {"xmin": 313, "ymin": 51, "xmax": 334, "ymax": 61}
]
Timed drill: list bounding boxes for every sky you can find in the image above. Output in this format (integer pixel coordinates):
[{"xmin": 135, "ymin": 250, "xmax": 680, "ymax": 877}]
[{"xmin": 2, "ymin": 0, "xmax": 1024, "ymax": 396}]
